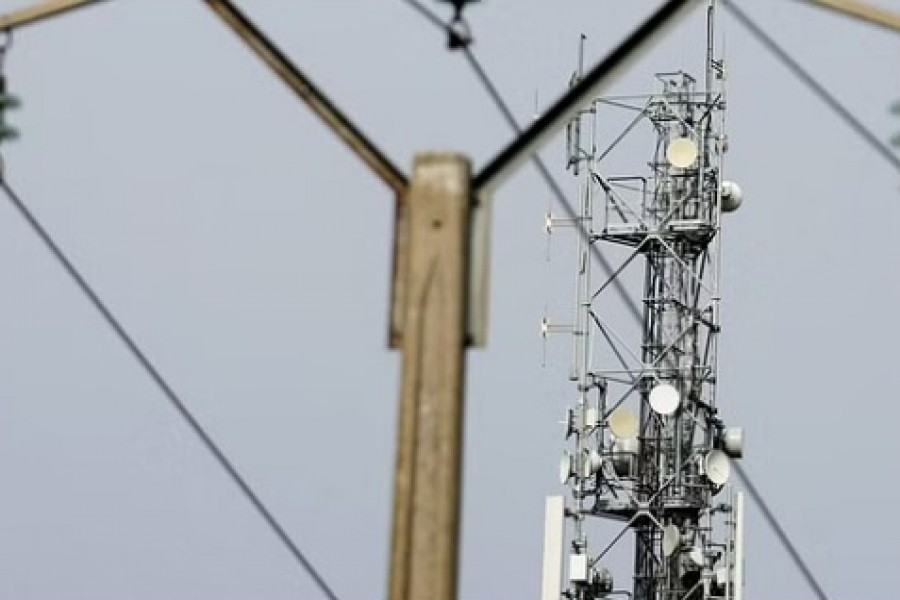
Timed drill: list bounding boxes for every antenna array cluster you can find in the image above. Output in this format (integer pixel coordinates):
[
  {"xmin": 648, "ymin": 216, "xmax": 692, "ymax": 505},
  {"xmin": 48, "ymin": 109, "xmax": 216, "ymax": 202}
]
[{"xmin": 542, "ymin": 4, "xmax": 746, "ymax": 600}]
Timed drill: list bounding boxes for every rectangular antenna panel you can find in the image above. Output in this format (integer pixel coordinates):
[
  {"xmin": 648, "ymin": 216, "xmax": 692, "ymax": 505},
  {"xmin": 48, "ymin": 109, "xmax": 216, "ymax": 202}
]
[{"xmin": 541, "ymin": 495, "xmax": 565, "ymax": 600}]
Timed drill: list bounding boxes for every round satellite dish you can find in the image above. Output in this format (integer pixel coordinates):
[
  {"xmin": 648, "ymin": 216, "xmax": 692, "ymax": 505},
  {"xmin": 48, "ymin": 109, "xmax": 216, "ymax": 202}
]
[
  {"xmin": 704, "ymin": 450, "xmax": 731, "ymax": 486},
  {"xmin": 720, "ymin": 180, "xmax": 743, "ymax": 213},
  {"xmin": 559, "ymin": 452, "xmax": 573, "ymax": 484},
  {"xmin": 662, "ymin": 525, "xmax": 681, "ymax": 557},
  {"xmin": 666, "ymin": 137, "xmax": 698, "ymax": 168},
  {"xmin": 582, "ymin": 449, "xmax": 602, "ymax": 478},
  {"xmin": 649, "ymin": 384, "xmax": 680, "ymax": 416},
  {"xmin": 688, "ymin": 547, "xmax": 705, "ymax": 567},
  {"xmin": 609, "ymin": 408, "xmax": 639, "ymax": 439}
]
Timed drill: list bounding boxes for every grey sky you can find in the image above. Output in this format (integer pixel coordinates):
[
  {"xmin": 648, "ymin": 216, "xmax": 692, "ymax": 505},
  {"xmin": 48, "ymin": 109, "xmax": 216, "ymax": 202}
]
[{"xmin": 0, "ymin": 1, "xmax": 896, "ymax": 599}]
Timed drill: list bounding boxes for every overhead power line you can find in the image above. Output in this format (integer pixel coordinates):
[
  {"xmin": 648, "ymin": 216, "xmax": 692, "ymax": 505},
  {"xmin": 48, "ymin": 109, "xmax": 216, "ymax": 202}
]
[
  {"xmin": 401, "ymin": 2, "xmax": 831, "ymax": 599},
  {"xmin": 0, "ymin": 179, "xmax": 339, "ymax": 600},
  {"xmin": 724, "ymin": 0, "xmax": 900, "ymax": 173},
  {"xmin": 734, "ymin": 462, "xmax": 828, "ymax": 600}
]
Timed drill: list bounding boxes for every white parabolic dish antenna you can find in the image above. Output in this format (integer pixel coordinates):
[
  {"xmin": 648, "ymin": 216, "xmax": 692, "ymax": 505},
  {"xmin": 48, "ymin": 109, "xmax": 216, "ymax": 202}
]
[
  {"xmin": 582, "ymin": 450, "xmax": 602, "ymax": 478},
  {"xmin": 649, "ymin": 383, "xmax": 680, "ymax": 416},
  {"xmin": 689, "ymin": 547, "xmax": 705, "ymax": 567},
  {"xmin": 666, "ymin": 137, "xmax": 698, "ymax": 168},
  {"xmin": 704, "ymin": 450, "xmax": 731, "ymax": 485},
  {"xmin": 662, "ymin": 524, "xmax": 681, "ymax": 557},
  {"xmin": 609, "ymin": 408, "xmax": 639, "ymax": 438},
  {"xmin": 559, "ymin": 452, "xmax": 573, "ymax": 484}
]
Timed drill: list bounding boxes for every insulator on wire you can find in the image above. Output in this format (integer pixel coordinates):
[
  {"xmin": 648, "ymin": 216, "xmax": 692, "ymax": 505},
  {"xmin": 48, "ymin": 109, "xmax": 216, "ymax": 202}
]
[
  {"xmin": 0, "ymin": 70, "xmax": 20, "ymax": 143},
  {"xmin": 436, "ymin": 0, "xmax": 478, "ymax": 49}
]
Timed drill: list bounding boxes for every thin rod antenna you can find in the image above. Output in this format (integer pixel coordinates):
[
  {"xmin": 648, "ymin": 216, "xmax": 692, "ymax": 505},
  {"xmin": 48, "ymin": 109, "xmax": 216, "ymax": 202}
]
[{"xmin": 578, "ymin": 33, "xmax": 586, "ymax": 78}]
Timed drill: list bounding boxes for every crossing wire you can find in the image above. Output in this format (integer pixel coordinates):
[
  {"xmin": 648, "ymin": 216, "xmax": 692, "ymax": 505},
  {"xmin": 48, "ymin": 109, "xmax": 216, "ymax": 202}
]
[
  {"xmin": 400, "ymin": 1, "xmax": 831, "ymax": 599},
  {"xmin": 0, "ymin": 179, "xmax": 339, "ymax": 600},
  {"xmin": 724, "ymin": 0, "xmax": 900, "ymax": 173},
  {"xmin": 734, "ymin": 462, "xmax": 828, "ymax": 600}
]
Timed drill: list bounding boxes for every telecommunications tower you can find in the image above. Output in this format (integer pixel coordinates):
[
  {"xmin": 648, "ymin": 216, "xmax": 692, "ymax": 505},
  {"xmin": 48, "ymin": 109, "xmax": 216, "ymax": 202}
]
[{"xmin": 541, "ymin": 3, "xmax": 746, "ymax": 600}]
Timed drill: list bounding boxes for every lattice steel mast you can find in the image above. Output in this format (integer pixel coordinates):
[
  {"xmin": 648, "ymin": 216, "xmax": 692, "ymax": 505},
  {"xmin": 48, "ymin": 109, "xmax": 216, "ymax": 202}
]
[{"xmin": 542, "ymin": 3, "xmax": 746, "ymax": 600}]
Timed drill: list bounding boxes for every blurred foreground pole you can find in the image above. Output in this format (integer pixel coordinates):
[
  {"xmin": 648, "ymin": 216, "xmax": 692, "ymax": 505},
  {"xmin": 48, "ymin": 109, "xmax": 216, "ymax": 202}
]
[{"xmin": 389, "ymin": 154, "xmax": 471, "ymax": 600}]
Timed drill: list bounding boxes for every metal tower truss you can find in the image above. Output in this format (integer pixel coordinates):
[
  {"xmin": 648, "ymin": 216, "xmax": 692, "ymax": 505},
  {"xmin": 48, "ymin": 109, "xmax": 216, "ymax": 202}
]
[{"xmin": 543, "ymin": 6, "xmax": 746, "ymax": 600}]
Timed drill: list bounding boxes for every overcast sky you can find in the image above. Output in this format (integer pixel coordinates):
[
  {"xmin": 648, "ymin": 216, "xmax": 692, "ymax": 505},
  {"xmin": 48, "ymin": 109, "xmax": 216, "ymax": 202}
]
[{"xmin": 0, "ymin": 1, "xmax": 896, "ymax": 599}]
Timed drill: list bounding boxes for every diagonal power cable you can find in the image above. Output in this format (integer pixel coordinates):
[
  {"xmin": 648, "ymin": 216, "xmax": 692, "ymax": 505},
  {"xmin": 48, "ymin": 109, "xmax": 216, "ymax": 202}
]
[
  {"xmin": 724, "ymin": 0, "xmax": 900, "ymax": 173},
  {"xmin": 401, "ymin": 0, "xmax": 641, "ymax": 325},
  {"xmin": 0, "ymin": 179, "xmax": 339, "ymax": 600},
  {"xmin": 402, "ymin": 1, "xmax": 831, "ymax": 598},
  {"xmin": 734, "ymin": 462, "xmax": 828, "ymax": 600}
]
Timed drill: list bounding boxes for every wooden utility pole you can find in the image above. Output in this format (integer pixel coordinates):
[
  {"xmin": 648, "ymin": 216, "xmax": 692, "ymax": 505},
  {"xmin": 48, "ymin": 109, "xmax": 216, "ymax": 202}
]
[{"xmin": 389, "ymin": 153, "xmax": 471, "ymax": 600}]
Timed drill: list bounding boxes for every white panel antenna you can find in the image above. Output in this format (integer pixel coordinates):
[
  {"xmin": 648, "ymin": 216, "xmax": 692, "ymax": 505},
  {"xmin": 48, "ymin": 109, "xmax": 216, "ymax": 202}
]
[{"xmin": 541, "ymin": 496, "xmax": 566, "ymax": 600}]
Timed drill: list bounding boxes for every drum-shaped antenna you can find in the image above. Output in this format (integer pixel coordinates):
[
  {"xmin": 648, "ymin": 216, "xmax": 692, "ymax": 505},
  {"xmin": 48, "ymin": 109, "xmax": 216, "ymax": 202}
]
[
  {"xmin": 721, "ymin": 180, "xmax": 743, "ymax": 213},
  {"xmin": 721, "ymin": 426, "xmax": 744, "ymax": 458}
]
